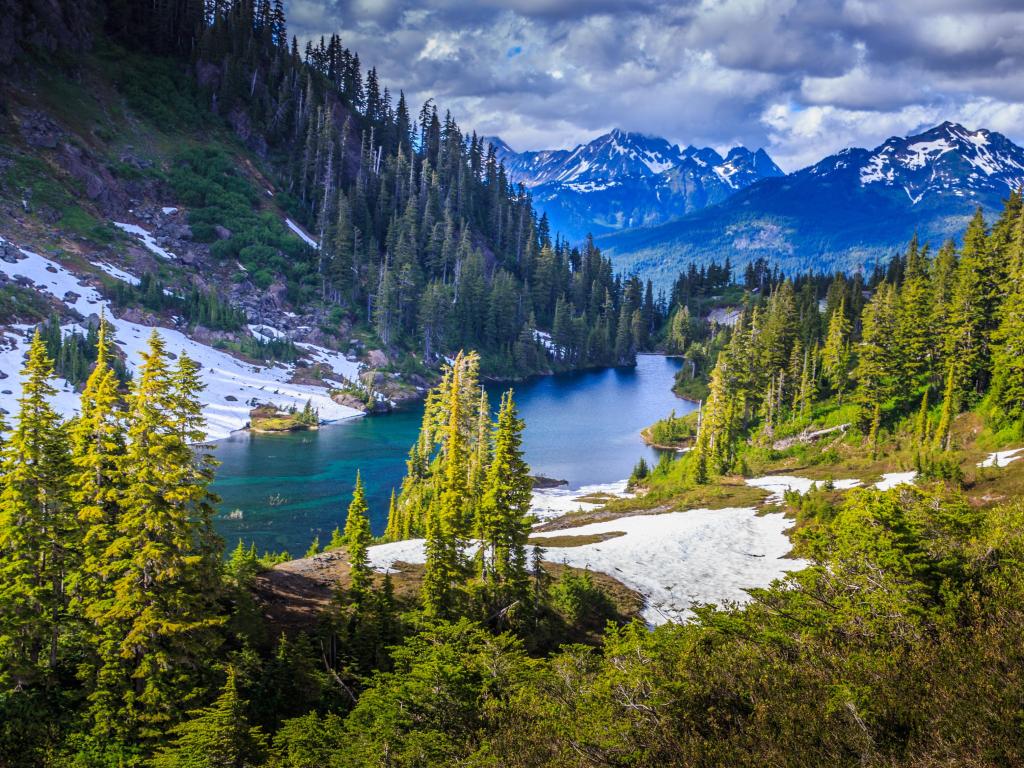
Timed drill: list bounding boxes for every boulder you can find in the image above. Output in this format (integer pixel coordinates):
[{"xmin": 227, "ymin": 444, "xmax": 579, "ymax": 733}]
[{"xmin": 366, "ymin": 348, "xmax": 389, "ymax": 368}]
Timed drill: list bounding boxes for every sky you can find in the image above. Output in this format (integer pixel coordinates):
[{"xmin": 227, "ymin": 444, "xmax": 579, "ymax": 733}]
[{"xmin": 284, "ymin": 0, "xmax": 1024, "ymax": 172}]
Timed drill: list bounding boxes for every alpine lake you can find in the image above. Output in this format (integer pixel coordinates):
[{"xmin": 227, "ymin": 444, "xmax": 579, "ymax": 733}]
[{"xmin": 210, "ymin": 354, "xmax": 693, "ymax": 556}]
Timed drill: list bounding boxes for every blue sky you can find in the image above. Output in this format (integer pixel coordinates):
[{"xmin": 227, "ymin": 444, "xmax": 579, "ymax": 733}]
[{"xmin": 285, "ymin": 0, "xmax": 1024, "ymax": 172}]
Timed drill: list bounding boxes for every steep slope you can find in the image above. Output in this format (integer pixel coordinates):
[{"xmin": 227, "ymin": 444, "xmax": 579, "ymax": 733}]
[
  {"xmin": 487, "ymin": 130, "xmax": 782, "ymax": 241},
  {"xmin": 601, "ymin": 122, "xmax": 1024, "ymax": 283}
]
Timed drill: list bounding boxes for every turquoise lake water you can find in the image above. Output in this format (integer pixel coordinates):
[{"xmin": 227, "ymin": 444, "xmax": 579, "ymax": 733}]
[{"xmin": 210, "ymin": 355, "xmax": 692, "ymax": 555}]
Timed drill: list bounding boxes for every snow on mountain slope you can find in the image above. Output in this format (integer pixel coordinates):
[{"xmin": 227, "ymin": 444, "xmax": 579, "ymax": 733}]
[
  {"xmin": 600, "ymin": 121, "xmax": 1024, "ymax": 282},
  {"xmin": 812, "ymin": 121, "xmax": 1024, "ymax": 205},
  {"xmin": 487, "ymin": 130, "xmax": 782, "ymax": 242},
  {"xmin": 0, "ymin": 236, "xmax": 363, "ymax": 440}
]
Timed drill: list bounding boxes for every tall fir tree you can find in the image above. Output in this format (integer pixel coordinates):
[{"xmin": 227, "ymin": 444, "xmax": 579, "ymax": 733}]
[
  {"xmin": 476, "ymin": 391, "xmax": 532, "ymax": 620},
  {"xmin": 342, "ymin": 472, "xmax": 373, "ymax": 599},
  {"xmin": 0, "ymin": 332, "xmax": 74, "ymax": 687},
  {"xmin": 88, "ymin": 332, "xmax": 223, "ymax": 741}
]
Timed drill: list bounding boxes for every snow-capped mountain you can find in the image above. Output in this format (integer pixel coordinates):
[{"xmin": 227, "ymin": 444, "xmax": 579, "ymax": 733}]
[
  {"xmin": 485, "ymin": 130, "xmax": 783, "ymax": 241},
  {"xmin": 807, "ymin": 121, "xmax": 1024, "ymax": 205},
  {"xmin": 598, "ymin": 122, "xmax": 1024, "ymax": 283}
]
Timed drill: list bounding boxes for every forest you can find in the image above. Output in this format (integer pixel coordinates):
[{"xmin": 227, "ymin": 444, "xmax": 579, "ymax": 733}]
[
  {"xmin": 1, "ymin": 180, "xmax": 1023, "ymax": 768},
  {"xmin": 2, "ymin": 0, "xmax": 1024, "ymax": 766}
]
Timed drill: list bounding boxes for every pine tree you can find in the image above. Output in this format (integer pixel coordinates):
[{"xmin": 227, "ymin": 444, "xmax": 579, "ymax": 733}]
[
  {"xmin": 0, "ymin": 331, "xmax": 74, "ymax": 687},
  {"xmin": 822, "ymin": 297, "xmax": 851, "ymax": 401},
  {"xmin": 989, "ymin": 208, "xmax": 1024, "ymax": 428},
  {"xmin": 421, "ymin": 353, "xmax": 473, "ymax": 618},
  {"xmin": 476, "ymin": 391, "xmax": 532, "ymax": 619},
  {"xmin": 343, "ymin": 472, "xmax": 373, "ymax": 598},
  {"xmin": 855, "ymin": 283, "xmax": 900, "ymax": 425},
  {"xmin": 151, "ymin": 667, "xmax": 268, "ymax": 768},
  {"xmin": 915, "ymin": 390, "xmax": 930, "ymax": 446},
  {"xmin": 88, "ymin": 332, "xmax": 223, "ymax": 741},
  {"xmin": 898, "ymin": 236, "xmax": 935, "ymax": 392},
  {"xmin": 945, "ymin": 210, "xmax": 999, "ymax": 401},
  {"xmin": 934, "ymin": 363, "xmax": 958, "ymax": 452},
  {"xmin": 70, "ymin": 319, "xmax": 127, "ymax": 695}
]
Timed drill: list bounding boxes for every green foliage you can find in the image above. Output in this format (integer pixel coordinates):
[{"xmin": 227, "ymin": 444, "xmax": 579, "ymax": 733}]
[
  {"xmin": 547, "ymin": 570, "xmax": 615, "ymax": 628},
  {"xmin": 151, "ymin": 667, "xmax": 267, "ymax": 768}
]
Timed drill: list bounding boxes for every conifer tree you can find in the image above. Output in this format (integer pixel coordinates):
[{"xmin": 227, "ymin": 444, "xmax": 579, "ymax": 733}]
[
  {"xmin": 898, "ymin": 237, "xmax": 935, "ymax": 391},
  {"xmin": 421, "ymin": 353, "xmax": 474, "ymax": 618},
  {"xmin": 822, "ymin": 298, "xmax": 851, "ymax": 401},
  {"xmin": 989, "ymin": 209, "xmax": 1024, "ymax": 428},
  {"xmin": 0, "ymin": 331, "xmax": 74, "ymax": 687},
  {"xmin": 915, "ymin": 390, "xmax": 930, "ymax": 446},
  {"xmin": 934, "ymin": 363, "xmax": 958, "ymax": 452},
  {"xmin": 476, "ymin": 391, "xmax": 532, "ymax": 617},
  {"xmin": 70, "ymin": 318, "xmax": 127, "ymax": 696},
  {"xmin": 89, "ymin": 332, "xmax": 223, "ymax": 741},
  {"xmin": 342, "ymin": 472, "xmax": 373, "ymax": 598},
  {"xmin": 151, "ymin": 667, "xmax": 267, "ymax": 768},
  {"xmin": 945, "ymin": 210, "xmax": 998, "ymax": 400},
  {"xmin": 855, "ymin": 283, "xmax": 900, "ymax": 424}
]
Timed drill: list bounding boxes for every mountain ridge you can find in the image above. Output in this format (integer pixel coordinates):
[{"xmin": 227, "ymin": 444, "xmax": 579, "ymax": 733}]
[
  {"xmin": 485, "ymin": 130, "xmax": 783, "ymax": 241},
  {"xmin": 596, "ymin": 121, "xmax": 1024, "ymax": 282}
]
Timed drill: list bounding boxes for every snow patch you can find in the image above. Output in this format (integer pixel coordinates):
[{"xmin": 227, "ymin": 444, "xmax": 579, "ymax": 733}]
[
  {"xmin": 746, "ymin": 474, "xmax": 861, "ymax": 504},
  {"xmin": 92, "ymin": 262, "xmax": 141, "ymax": 286},
  {"xmin": 530, "ymin": 479, "xmax": 632, "ymax": 521},
  {"xmin": 113, "ymin": 222, "xmax": 176, "ymax": 260},
  {"xmin": 875, "ymin": 471, "xmax": 917, "ymax": 490},
  {"xmin": 977, "ymin": 448, "xmax": 1024, "ymax": 468},
  {"xmin": 286, "ymin": 219, "xmax": 319, "ymax": 249},
  {"xmin": 0, "ymin": 243, "xmax": 364, "ymax": 440},
  {"xmin": 368, "ymin": 507, "xmax": 806, "ymax": 625}
]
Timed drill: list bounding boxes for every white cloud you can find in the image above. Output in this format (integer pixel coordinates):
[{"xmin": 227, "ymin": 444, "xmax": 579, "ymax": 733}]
[{"xmin": 286, "ymin": 0, "xmax": 1024, "ymax": 172}]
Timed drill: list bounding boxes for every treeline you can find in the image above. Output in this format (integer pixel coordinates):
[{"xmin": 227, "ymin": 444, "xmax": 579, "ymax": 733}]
[
  {"xmin": 36, "ymin": 314, "xmax": 131, "ymax": 387},
  {"xmin": 101, "ymin": 0, "xmax": 660, "ymax": 375}
]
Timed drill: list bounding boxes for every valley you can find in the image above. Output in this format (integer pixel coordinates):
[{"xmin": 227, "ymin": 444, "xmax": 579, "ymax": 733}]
[{"xmin": 1, "ymin": 1, "xmax": 1024, "ymax": 767}]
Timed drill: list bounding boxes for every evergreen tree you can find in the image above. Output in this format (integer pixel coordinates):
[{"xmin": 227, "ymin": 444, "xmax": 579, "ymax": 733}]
[
  {"xmin": 989, "ymin": 208, "xmax": 1024, "ymax": 428},
  {"xmin": 934, "ymin": 362, "xmax": 958, "ymax": 452},
  {"xmin": 88, "ymin": 332, "xmax": 223, "ymax": 741},
  {"xmin": 476, "ymin": 391, "xmax": 532, "ymax": 621},
  {"xmin": 70, "ymin": 319, "xmax": 127, "ymax": 697},
  {"xmin": 151, "ymin": 667, "xmax": 267, "ymax": 768},
  {"xmin": 342, "ymin": 472, "xmax": 373, "ymax": 599},
  {"xmin": 0, "ymin": 332, "xmax": 74, "ymax": 687},
  {"xmin": 822, "ymin": 298, "xmax": 851, "ymax": 401}
]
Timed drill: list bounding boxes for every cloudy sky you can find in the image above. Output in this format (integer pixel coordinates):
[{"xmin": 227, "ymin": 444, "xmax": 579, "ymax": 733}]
[{"xmin": 285, "ymin": 0, "xmax": 1024, "ymax": 172}]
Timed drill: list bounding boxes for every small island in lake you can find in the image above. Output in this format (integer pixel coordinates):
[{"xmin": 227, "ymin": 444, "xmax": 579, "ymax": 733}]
[{"xmin": 249, "ymin": 402, "xmax": 320, "ymax": 433}]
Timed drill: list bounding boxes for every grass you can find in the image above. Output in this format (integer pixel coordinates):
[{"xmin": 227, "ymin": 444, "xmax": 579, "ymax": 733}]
[{"xmin": 528, "ymin": 532, "xmax": 625, "ymax": 547}]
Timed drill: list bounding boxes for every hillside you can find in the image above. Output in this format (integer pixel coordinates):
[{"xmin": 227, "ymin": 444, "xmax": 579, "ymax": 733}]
[
  {"xmin": 0, "ymin": 1, "xmax": 655, "ymax": 436},
  {"xmin": 488, "ymin": 130, "xmax": 782, "ymax": 242},
  {"xmin": 600, "ymin": 121, "xmax": 1024, "ymax": 282}
]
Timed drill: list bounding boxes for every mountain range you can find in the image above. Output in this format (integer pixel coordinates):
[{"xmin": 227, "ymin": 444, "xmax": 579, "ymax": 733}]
[
  {"xmin": 493, "ymin": 122, "xmax": 1024, "ymax": 281},
  {"xmin": 485, "ymin": 130, "xmax": 783, "ymax": 242}
]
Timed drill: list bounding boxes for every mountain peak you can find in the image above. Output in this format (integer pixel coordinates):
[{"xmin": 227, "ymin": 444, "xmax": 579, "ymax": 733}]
[{"xmin": 801, "ymin": 121, "xmax": 1024, "ymax": 205}]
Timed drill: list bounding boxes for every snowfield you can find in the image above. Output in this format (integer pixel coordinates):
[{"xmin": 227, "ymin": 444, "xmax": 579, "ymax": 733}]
[
  {"xmin": 746, "ymin": 474, "xmax": 861, "ymax": 504},
  {"xmin": 978, "ymin": 448, "xmax": 1024, "ymax": 468},
  {"xmin": 530, "ymin": 479, "xmax": 633, "ymax": 520},
  {"xmin": 113, "ymin": 221, "xmax": 176, "ymax": 260},
  {"xmin": 0, "ymin": 239, "xmax": 363, "ymax": 440},
  {"xmin": 875, "ymin": 471, "xmax": 917, "ymax": 490},
  {"xmin": 367, "ymin": 506, "xmax": 805, "ymax": 626}
]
